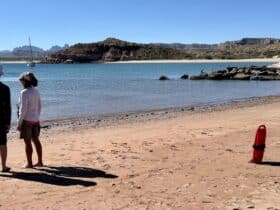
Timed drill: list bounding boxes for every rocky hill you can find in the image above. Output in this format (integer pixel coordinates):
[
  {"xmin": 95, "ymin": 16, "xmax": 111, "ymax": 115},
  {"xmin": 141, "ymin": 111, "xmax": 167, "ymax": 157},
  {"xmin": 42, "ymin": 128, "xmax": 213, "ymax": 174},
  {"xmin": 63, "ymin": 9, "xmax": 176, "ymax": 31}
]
[
  {"xmin": 43, "ymin": 38, "xmax": 191, "ymax": 63},
  {"xmin": 43, "ymin": 38, "xmax": 280, "ymax": 63}
]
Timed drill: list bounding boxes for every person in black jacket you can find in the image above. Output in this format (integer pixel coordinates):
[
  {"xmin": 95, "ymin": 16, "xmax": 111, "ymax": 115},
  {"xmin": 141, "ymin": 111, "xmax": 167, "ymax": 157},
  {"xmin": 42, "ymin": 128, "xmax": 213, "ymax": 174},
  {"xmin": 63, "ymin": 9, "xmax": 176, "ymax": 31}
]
[{"xmin": 0, "ymin": 65, "xmax": 11, "ymax": 172}]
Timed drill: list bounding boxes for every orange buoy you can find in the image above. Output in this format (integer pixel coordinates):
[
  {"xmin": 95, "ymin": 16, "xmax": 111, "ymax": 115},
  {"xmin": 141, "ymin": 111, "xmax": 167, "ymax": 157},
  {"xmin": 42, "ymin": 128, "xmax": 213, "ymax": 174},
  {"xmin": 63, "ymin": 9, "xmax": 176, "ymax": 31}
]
[{"xmin": 250, "ymin": 125, "xmax": 266, "ymax": 163}]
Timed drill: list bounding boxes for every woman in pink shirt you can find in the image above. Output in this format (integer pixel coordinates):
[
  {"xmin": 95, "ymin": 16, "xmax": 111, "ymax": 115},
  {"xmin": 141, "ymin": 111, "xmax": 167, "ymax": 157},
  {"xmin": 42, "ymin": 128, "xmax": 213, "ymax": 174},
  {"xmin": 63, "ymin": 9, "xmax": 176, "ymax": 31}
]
[{"xmin": 18, "ymin": 72, "xmax": 43, "ymax": 168}]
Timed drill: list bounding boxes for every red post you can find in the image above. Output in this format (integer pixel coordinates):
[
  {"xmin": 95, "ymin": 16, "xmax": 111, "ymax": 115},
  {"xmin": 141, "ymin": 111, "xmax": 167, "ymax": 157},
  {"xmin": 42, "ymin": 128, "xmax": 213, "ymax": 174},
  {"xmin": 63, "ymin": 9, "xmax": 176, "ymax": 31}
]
[{"xmin": 250, "ymin": 125, "xmax": 266, "ymax": 163}]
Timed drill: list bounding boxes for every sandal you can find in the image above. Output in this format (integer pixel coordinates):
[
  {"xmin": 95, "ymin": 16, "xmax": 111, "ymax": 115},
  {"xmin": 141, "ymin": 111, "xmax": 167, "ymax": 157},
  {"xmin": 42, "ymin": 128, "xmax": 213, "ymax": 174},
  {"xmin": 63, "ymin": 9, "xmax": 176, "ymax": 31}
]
[
  {"xmin": 2, "ymin": 167, "xmax": 11, "ymax": 172},
  {"xmin": 22, "ymin": 164, "xmax": 33, "ymax": 169},
  {"xmin": 34, "ymin": 163, "xmax": 44, "ymax": 167}
]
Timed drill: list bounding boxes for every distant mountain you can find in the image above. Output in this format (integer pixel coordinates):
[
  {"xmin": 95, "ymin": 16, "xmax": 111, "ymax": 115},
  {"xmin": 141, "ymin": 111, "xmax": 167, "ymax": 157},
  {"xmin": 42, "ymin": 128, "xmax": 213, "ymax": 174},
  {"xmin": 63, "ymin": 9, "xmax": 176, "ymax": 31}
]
[
  {"xmin": 225, "ymin": 38, "xmax": 280, "ymax": 46},
  {"xmin": 154, "ymin": 43, "xmax": 218, "ymax": 50},
  {"xmin": 13, "ymin": 45, "xmax": 45, "ymax": 57},
  {"xmin": 43, "ymin": 37, "xmax": 280, "ymax": 63},
  {"xmin": 0, "ymin": 44, "xmax": 69, "ymax": 58},
  {"xmin": 48, "ymin": 44, "xmax": 69, "ymax": 52},
  {"xmin": 0, "ymin": 50, "xmax": 13, "ymax": 57}
]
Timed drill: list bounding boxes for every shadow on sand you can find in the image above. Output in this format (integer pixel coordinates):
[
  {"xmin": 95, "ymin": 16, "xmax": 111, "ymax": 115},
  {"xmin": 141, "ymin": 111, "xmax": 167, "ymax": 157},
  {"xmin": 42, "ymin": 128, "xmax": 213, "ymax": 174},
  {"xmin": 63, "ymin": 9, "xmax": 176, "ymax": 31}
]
[
  {"xmin": 0, "ymin": 166, "xmax": 118, "ymax": 187},
  {"xmin": 258, "ymin": 161, "xmax": 280, "ymax": 167}
]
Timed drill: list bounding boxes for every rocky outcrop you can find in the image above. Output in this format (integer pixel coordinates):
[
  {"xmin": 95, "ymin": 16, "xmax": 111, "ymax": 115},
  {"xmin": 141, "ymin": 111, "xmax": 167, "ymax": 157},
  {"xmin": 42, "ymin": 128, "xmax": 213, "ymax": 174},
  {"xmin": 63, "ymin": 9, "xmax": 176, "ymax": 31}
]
[{"xmin": 190, "ymin": 65, "xmax": 280, "ymax": 81}]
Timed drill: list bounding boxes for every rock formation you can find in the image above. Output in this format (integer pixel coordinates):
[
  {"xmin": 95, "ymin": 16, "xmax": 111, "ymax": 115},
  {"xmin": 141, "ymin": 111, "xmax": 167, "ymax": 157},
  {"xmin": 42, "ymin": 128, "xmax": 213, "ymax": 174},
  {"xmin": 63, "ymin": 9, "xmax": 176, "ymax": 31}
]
[{"xmin": 190, "ymin": 65, "xmax": 280, "ymax": 81}]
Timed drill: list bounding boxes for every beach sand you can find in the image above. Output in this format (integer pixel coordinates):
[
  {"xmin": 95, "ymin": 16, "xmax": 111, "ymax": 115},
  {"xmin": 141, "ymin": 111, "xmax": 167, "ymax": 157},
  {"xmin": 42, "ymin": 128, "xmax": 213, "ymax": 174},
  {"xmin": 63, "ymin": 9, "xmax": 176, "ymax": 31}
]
[{"xmin": 1, "ymin": 97, "xmax": 280, "ymax": 209}]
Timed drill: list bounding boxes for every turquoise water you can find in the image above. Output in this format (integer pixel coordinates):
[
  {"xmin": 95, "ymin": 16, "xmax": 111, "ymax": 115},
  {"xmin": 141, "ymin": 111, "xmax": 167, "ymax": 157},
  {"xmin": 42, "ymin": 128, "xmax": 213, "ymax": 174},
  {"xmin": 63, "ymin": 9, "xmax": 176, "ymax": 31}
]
[{"xmin": 1, "ymin": 62, "xmax": 280, "ymax": 122}]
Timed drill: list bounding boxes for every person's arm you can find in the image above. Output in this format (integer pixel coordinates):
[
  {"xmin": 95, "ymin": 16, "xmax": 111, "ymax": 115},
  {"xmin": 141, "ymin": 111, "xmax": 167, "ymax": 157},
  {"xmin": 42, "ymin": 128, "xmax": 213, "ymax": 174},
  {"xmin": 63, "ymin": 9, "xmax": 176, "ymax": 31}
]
[
  {"xmin": 38, "ymin": 92, "xmax": 41, "ymax": 115},
  {"xmin": 17, "ymin": 91, "xmax": 28, "ymax": 129},
  {"xmin": 4, "ymin": 87, "xmax": 11, "ymax": 132}
]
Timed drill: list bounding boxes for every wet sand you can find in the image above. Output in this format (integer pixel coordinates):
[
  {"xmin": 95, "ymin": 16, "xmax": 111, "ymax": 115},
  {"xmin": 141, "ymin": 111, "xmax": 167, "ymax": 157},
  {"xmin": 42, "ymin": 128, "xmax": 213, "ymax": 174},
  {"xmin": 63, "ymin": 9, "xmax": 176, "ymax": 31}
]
[{"xmin": 1, "ymin": 96, "xmax": 280, "ymax": 209}]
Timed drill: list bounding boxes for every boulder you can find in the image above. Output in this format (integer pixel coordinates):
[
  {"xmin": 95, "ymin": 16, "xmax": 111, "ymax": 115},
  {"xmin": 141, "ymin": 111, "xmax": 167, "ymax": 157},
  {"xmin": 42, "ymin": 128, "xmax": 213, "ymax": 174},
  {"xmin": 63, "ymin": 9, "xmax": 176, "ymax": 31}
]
[
  {"xmin": 200, "ymin": 72, "xmax": 208, "ymax": 77},
  {"xmin": 249, "ymin": 65, "xmax": 258, "ymax": 70},
  {"xmin": 267, "ymin": 70, "xmax": 277, "ymax": 76},
  {"xmin": 250, "ymin": 70, "xmax": 261, "ymax": 75},
  {"xmin": 258, "ymin": 76, "xmax": 276, "ymax": 81},
  {"xmin": 257, "ymin": 71, "xmax": 269, "ymax": 76},
  {"xmin": 217, "ymin": 70, "xmax": 227, "ymax": 74},
  {"xmin": 64, "ymin": 59, "xmax": 73, "ymax": 64},
  {"xmin": 190, "ymin": 72, "xmax": 208, "ymax": 80},
  {"xmin": 180, "ymin": 74, "xmax": 189, "ymax": 80},
  {"xmin": 159, "ymin": 75, "xmax": 170, "ymax": 80},
  {"xmin": 250, "ymin": 76, "xmax": 260, "ymax": 80},
  {"xmin": 223, "ymin": 73, "xmax": 232, "ymax": 79},
  {"xmin": 237, "ymin": 68, "xmax": 247, "ymax": 73},
  {"xmin": 250, "ymin": 75, "xmax": 277, "ymax": 81},
  {"xmin": 244, "ymin": 69, "xmax": 251, "ymax": 74},
  {"xmin": 232, "ymin": 73, "xmax": 251, "ymax": 80},
  {"xmin": 266, "ymin": 68, "xmax": 277, "ymax": 73},
  {"xmin": 208, "ymin": 72, "xmax": 225, "ymax": 80},
  {"xmin": 190, "ymin": 75, "xmax": 207, "ymax": 80},
  {"xmin": 229, "ymin": 68, "xmax": 238, "ymax": 76},
  {"xmin": 190, "ymin": 76, "xmax": 199, "ymax": 80},
  {"xmin": 227, "ymin": 66, "xmax": 238, "ymax": 72}
]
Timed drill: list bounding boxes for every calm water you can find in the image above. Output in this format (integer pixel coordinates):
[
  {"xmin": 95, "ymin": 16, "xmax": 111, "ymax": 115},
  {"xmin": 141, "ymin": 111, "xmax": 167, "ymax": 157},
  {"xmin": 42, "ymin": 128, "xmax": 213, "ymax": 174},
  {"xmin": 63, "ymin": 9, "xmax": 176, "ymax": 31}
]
[{"xmin": 1, "ymin": 62, "xmax": 279, "ymax": 122}]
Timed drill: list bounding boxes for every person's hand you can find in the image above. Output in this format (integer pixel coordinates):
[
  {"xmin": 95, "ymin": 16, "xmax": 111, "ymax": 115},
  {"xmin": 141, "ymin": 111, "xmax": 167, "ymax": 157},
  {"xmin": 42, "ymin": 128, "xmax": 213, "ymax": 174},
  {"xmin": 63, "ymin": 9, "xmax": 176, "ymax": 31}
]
[{"xmin": 5, "ymin": 125, "xmax": 10, "ymax": 133}]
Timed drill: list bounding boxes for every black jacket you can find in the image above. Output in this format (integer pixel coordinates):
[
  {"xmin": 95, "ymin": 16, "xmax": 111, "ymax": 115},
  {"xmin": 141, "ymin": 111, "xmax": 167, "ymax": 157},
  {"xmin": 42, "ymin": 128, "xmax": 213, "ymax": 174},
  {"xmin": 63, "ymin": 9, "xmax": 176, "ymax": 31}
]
[{"xmin": 0, "ymin": 82, "xmax": 11, "ymax": 131}]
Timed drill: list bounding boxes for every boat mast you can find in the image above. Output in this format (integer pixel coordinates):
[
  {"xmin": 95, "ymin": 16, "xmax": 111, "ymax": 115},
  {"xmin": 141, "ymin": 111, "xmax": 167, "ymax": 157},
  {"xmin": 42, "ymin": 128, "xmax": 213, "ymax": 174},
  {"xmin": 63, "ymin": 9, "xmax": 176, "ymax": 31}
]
[{"xmin": 28, "ymin": 37, "xmax": 33, "ymax": 62}]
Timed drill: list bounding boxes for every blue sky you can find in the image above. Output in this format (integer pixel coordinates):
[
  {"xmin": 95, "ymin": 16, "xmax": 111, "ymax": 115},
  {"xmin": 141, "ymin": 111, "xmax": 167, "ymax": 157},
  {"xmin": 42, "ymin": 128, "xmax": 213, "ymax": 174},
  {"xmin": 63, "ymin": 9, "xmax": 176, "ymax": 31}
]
[{"xmin": 1, "ymin": 0, "xmax": 280, "ymax": 50}]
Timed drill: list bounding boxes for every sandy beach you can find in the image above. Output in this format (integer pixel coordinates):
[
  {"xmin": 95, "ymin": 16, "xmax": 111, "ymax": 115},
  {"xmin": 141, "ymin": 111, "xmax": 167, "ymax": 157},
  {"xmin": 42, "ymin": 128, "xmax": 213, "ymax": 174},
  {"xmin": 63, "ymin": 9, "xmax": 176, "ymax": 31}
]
[{"xmin": 1, "ymin": 96, "xmax": 280, "ymax": 209}]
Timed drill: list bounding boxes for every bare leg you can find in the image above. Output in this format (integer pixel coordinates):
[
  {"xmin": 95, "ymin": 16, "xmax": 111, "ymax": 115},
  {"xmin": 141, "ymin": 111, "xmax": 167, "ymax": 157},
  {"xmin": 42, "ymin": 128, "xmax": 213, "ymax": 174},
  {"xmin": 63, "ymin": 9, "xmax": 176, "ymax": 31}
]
[
  {"xmin": 32, "ymin": 138, "xmax": 43, "ymax": 166},
  {"xmin": 0, "ymin": 145, "xmax": 9, "ymax": 171},
  {"xmin": 24, "ymin": 138, "xmax": 33, "ymax": 168}
]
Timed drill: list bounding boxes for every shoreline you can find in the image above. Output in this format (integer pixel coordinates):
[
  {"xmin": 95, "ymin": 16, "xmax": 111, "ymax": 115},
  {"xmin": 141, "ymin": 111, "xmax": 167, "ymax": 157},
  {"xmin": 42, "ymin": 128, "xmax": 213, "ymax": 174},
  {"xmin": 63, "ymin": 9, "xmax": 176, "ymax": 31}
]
[
  {"xmin": 107, "ymin": 58, "xmax": 280, "ymax": 64},
  {"xmin": 1, "ymin": 58, "xmax": 280, "ymax": 64},
  {"xmin": 30, "ymin": 94, "xmax": 280, "ymax": 129},
  {"xmin": 0, "ymin": 60, "xmax": 40, "ymax": 64}
]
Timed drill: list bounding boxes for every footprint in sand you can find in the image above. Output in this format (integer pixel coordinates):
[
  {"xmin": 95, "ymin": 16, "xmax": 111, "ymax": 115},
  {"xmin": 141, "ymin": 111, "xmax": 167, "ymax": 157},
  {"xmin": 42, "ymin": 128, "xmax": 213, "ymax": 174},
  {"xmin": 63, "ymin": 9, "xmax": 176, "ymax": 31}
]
[
  {"xmin": 142, "ymin": 141, "xmax": 154, "ymax": 146},
  {"xmin": 96, "ymin": 156, "xmax": 105, "ymax": 163},
  {"xmin": 130, "ymin": 156, "xmax": 140, "ymax": 159},
  {"xmin": 103, "ymin": 164, "xmax": 111, "ymax": 170},
  {"xmin": 120, "ymin": 142, "xmax": 129, "ymax": 147},
  {"xmin": 111, "ymin": 150, "xmax": 120, "ymax": 155}
]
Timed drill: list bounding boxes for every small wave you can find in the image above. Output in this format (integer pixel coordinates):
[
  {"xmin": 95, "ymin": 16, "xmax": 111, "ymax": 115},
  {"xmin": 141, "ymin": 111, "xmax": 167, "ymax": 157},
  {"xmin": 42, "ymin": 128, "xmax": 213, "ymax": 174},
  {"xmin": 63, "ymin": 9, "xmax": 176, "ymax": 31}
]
[{"xmin": 1, "ymin": 77, "xmax": 19, "ymax": 82}]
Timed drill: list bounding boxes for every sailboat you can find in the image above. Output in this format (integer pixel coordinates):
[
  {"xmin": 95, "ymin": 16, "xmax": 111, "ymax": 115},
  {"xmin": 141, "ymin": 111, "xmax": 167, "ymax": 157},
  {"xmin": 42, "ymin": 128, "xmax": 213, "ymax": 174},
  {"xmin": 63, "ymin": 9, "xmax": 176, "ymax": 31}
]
[{"xmin": 27, "ymin": 37, "xmax": 36, "ymax": 68}]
